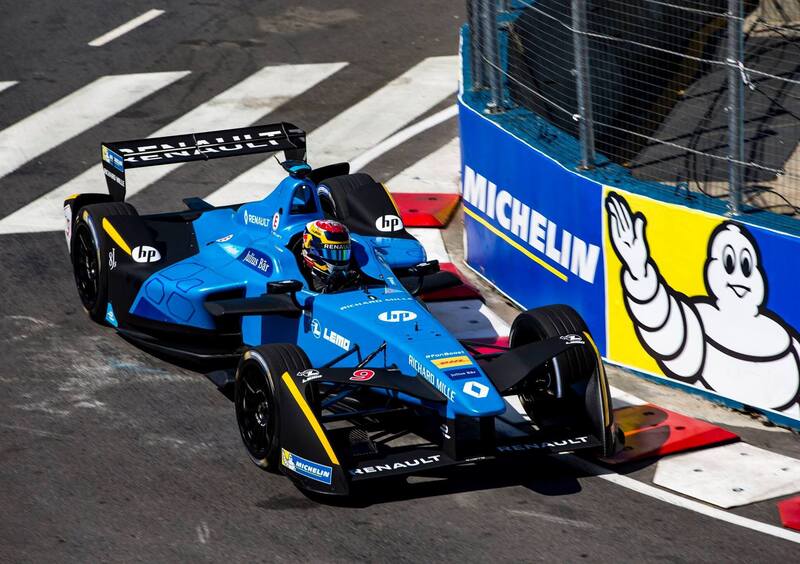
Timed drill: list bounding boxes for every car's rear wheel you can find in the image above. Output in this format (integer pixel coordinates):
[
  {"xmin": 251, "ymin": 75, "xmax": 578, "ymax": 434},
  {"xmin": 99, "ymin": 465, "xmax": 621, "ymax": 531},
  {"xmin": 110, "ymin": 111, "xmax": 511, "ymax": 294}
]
[
  {"xmin": 234, "ymin": 344, "xmax": 311, "ymax": 470},
  {"xmin": 71, "ymin": 202, "xmax": 137, "ymax": 322}
]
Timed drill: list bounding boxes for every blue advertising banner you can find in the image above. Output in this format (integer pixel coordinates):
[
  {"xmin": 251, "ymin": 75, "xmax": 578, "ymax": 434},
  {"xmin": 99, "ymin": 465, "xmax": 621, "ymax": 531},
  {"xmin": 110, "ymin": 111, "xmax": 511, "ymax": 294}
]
[{"xmin": 459, "ymin": 101, "xmax": 608, "ymax": 354}]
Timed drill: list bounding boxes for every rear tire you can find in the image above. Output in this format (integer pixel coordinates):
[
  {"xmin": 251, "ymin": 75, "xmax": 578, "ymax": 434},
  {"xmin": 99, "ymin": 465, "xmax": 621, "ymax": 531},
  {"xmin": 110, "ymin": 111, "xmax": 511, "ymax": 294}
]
[
  {"xmin": 234, "ymin": 344, "xmax": 311, "ymax": 471},
  {"xmin": 317, "ymin": 173, "xmax": 409, "ymax": 237},
  {"xmin": 71, "ymin": 202, "xmax": 137, "ymax": 322}
]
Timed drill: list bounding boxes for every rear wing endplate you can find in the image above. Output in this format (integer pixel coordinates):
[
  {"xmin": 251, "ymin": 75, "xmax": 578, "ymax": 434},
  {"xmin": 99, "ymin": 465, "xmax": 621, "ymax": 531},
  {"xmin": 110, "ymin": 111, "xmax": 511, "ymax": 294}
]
[{"xmin": 101, "ymin": 122, "xmax": 306, "ymax": 201}]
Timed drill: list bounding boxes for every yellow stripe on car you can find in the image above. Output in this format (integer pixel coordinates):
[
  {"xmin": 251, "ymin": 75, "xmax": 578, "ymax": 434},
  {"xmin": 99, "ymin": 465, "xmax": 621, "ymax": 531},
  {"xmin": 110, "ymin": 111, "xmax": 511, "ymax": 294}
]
[
  {"xmin": 101, "ymin": 217, "xmax": 132, "ymax": 256},
  {"xmin": 281, "ymin": 371, "xmax": 340, "ymax": 466},
  {"xmin": 583, "ymin": 331, "xmax": 611, "ymax": 424}
]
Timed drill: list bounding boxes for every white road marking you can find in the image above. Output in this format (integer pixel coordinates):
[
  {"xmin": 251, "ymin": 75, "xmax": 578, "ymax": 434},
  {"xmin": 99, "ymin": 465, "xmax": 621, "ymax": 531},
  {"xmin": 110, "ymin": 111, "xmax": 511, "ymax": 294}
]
[
  {"xmin": 0, "ymin": 63, "xmax": 345, "ymax": 234},
  {"xmin": 385, "ymin": 137, "xmax": 461, "ymax": 194},
  {"xmin": 568, "ymin": 455, "xmax": 800, "ymax": 544},
  {"xmin": 0, "ymin": 71, "xmax": 188, "ymax": 183},
  {"xmin": 653, "ymin": 442, "xmax": 800, "ymax": 508},
  {"xmin": 206, "ymin": 55, "xmax": 458, "ymax": 205},
  {"xmin": 88, "ymin": 9, "xmax": 165, "ymax": 47},
  {"xmin": 407, "ymin": 227, "xmax": 450, "ymax": 263},
  {"xmin": 609, "ymin": 385, "xmax": 647, "ymax": 408},
  {"xmin": 196, "ymin": 521, "xmax": 211, "ymax": 544},
  {"xmin": 0, "ymin": 81, "xmax": 17, "ymax": 94},
  {"xmin": 349, "ymin": 104, "xmax": 458, "ymax": 173},
  {"xmin": 506, "ymin": 509, "xmax": 597, "ymax": 529}
]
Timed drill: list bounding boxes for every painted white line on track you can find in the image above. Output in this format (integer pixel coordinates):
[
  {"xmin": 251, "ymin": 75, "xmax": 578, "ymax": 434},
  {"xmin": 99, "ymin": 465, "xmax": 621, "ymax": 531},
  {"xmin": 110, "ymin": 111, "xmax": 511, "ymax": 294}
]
[
  {"xmin": 386, "ymin": 137, "xmax": 461, "ymax": 194},
  {"xmin": 0, "ymin": 81, "xmax": 17, "ymax": 94},
  {"xmin": 407, "ymin": 227, "xmax": 450, "ymax": 263},
  {"xmin": 567, "ymin": 455, "xmax": 800, "ymax": 544},
  {"xmin": 0, "ymin": 63, "xmax": 346, "ymax": 234},
  {"xmin": 206, "ymin": 55, "xmax": 458, "ymax": 205},
  {"xmin": 88, "ymin": 9, "xmax": 165, "ymax": 47},
  {"xmin": 0, "ymin": 71, "xmax": 188, "ymax": 183},
  {"xmin": 349, "ymin": 104, "xmax": 458, "ymax": 173}
]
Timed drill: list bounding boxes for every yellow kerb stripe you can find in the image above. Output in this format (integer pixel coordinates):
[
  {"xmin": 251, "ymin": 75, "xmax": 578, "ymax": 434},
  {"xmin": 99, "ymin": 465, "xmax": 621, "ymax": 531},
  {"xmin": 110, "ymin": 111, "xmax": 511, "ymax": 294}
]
[
  {"xmin": 101, "ymin": 217, "xmax": 132, "ymax": 256},
  {"xmin": 281, "ymin": 372, "xmax": 340, "ymax": 465},
  {"xmin": 582, "ymin": 331, "xmax": 611, "ymax": 423},
  {"xmin": 463, "ymin": 206, "xmax": 567, "ymax": 282}
]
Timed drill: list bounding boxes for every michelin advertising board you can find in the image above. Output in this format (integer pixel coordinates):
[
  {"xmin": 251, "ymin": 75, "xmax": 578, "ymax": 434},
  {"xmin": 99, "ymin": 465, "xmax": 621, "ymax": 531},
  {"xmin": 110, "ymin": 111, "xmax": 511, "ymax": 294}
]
[
  {"xmin": 460, "ymin": 101, "xmax": 800, "ymax": 426},
  {"xmin": 459, "ymin": 104, "xmax": 607, "ymax": 353}
]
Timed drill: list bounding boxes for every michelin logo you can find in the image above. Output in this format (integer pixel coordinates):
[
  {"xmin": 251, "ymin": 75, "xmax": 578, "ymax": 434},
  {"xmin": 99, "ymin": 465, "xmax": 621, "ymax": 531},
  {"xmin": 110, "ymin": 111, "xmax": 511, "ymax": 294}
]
[
  {"xmin": 462, "ymin": 165, "xmax": 600, "ymax": 283},
  {"xmin": 281, "ymin": 449, "xmax": 332, "ymax": 485}
]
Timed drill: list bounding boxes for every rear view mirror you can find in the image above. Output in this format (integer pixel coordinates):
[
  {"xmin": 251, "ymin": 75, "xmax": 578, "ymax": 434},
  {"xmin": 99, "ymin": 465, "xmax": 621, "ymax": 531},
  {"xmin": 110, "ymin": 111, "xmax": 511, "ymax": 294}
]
[
  {"xmin": 409, "ymin": 260, "xmax": 440, "ymax": 277},
  {"xmin": 267, "ymin": 279, "xmax": 304, "ymax": 295}
]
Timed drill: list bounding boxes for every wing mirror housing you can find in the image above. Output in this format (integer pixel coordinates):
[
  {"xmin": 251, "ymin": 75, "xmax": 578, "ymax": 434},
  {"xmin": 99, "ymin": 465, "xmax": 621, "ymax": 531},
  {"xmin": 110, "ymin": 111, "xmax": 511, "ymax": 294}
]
[
  {"xmin": 407, "ymin": 260, "xmax": 440, "ymax": 295},
  {"xmin": 267, "ymin": 279, "xmax": 305, "ymax": 309},
  {"xmin": 408, "ymin": 260, "xmax": 440, "ymax": 278}
]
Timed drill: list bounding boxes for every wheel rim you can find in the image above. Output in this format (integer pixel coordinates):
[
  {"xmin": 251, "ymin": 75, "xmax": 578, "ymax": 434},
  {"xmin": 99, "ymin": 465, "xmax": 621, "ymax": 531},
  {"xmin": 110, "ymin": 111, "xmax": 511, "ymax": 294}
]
[
  {"xmin": 74, "ymin": 223, "xmax": 100, "ymax": 310},
  {"xmin": 236, "ymin": 362, "xmax": 275, "ymax": 457}
]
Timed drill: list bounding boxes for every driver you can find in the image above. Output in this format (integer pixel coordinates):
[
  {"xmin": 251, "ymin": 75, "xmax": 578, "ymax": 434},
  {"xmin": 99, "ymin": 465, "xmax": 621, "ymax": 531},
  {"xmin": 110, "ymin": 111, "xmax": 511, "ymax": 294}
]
[{"xmin": 300, "ymin": 219, "xmax": 360, "ymax": 292}]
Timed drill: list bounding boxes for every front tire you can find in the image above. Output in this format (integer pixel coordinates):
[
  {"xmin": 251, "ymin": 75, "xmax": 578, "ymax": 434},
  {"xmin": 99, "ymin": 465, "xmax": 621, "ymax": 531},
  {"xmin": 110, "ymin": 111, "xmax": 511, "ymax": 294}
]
[{"xmin": 234, "ymin": 344, "xmax": 311, "ymax": 470}]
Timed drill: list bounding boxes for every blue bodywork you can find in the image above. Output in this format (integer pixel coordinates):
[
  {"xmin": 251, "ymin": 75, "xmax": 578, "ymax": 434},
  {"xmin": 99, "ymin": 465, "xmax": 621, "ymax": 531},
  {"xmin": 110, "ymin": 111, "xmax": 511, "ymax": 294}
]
[{"xmin": 124, "ymin": 173, "xmax": 506, "ymax": 419}]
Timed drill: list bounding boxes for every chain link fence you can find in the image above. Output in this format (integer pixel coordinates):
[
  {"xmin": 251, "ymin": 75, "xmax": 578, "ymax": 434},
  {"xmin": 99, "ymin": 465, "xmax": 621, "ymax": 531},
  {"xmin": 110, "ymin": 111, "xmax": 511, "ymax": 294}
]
[{"xmin": 467, "ymin": 0, "xmax": 800, "ymax": 217}]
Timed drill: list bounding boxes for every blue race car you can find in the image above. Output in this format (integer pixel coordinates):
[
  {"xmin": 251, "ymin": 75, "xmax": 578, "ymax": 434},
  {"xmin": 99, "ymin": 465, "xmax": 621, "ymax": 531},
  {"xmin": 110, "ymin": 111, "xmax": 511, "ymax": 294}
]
[{"xmin": 64, "ymin": 123, "xmax": 622, "ymax": 495}]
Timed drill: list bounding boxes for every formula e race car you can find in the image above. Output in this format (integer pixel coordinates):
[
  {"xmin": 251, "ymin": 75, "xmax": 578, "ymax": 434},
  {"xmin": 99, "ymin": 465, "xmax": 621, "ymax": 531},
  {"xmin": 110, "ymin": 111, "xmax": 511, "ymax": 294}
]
[{"xmin": 64, "ymin": 123, "xmax": 622, "ymax": 495}]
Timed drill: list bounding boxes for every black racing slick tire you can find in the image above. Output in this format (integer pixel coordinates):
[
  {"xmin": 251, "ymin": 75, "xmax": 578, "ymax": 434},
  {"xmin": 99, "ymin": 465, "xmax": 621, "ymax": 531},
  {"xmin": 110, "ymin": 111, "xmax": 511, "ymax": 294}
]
[
  {"xmin": 70, "ymin": 202, "xmax": 137, "ymax": 322},
  {"xmin": 234, "ymin": 344, "xmax": 311, "ymax": 471},
  {"xmin": 509, "ymin": 304, "xmax": 595, "ymax": 411}
]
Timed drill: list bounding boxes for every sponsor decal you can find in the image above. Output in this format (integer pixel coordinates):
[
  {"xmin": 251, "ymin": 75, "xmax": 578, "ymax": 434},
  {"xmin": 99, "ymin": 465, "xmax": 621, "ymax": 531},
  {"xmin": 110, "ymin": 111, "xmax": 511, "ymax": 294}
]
[
  {"xmin": 119, "ymin": 129, "xmax": 286, "ymax": 164},
  {"xmin": 272, "ymin": 212, "xmax": 280, "ymax": 231},
  {"xmin": 323, "ymin": 327, "xmax": 350, "ymax": 351},
  {"xmin": 311, "ymin": 318, "xmax": 322, "ymax": 338},
  {"xmin": 103, "ymin": 168, "xmax": 125, "ymax": 187},
  {"xmin": 463, "ymin": 380, "xmax": 490, "ymax": 399},
  {"xmin": 378, "ymin": 310, "xmax": 417, "ymax": 323},
  {"xmin": 298, "ymin": 369, "xmax": 322, "ymax": 383},
  {"xmin": 440, "ymin": 424, "xmax": 451, "ymax": 439},
  {"xmin": 560, "ymin": 334, "xmax": 585, "ymax": 344},
  {"xmin": 243, "ymin": 209, "xmax": 270, "ymax": 228},
  {"xmin": 445, "ymin": 367, "xmax": 480, "ymax": 380},
  {"xmin": 339, "ymin": 296, "xmax": 413, "ymax": 311},
  {"xmin": 102, "ymin": 146, "xmax": 124, "ymax": 172},
  {"xmin": 497, "ymin": 436, "xmax": 590, "ymax": 452},
  {"xmin": 350, "ymin": 369, "xmax": 374, "ymax": 382},
  {"xmin": 281, "ymin": 449, "xmax": 333, "ymax": 485},
  {"xmin": 108, "ymin": 248, "xmax": 117, "ymax": 271},
  {"xmin": 408, "ymin": 355, "xmax": 455, "ymax": 401},
  {"xmin": 431, "ymin": 355, "xmax": 472, "ymax": 369},
  {"xmin": 238, "ymin": 247, "xmax": 272, "ymax": 275},
  {"xmin": 132, "ymin": 245, "xmax": 161, "ymax": 264},
  {"xmin": 463, "ymin": 165, "xmax": 600, "ymax": 283},
  {"xmin": 375, "ymin": 214, "xmax": 403, "ymax": 233},
  {"xmin": 63, "ymin": 205, "xmax": 72, "ymax": 248},
  {"xmin": 219, "ymin": 243, "xmax": 243, "ymax": 257},
  {"xmin": 216, "ymin": 233, "xmax": 234, "ymax": 243},
  {"xmin": 350, "ymin": 454, "xmax": 442, "ymax": 476},
  {"xmin": 105, "ymin": 303, "xmax": 118, "ymax": 328}
]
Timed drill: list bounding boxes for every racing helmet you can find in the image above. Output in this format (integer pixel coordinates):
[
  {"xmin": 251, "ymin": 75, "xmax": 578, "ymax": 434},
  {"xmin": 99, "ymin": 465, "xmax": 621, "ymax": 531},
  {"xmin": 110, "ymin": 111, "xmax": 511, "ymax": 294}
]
[{"xmin": 301, "ymin": 219, "xmax": 352, "ymax": 285}]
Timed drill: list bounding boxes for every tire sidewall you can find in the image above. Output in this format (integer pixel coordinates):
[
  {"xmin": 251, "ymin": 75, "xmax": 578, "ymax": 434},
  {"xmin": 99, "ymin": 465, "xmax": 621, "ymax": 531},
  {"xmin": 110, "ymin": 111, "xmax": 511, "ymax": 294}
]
[
  {"xmin": 234, "ymin": 350, "xmax": 281, "ymax": 470},
  {"xmin": 72, "ymin": 210, "xmax": 109, "ymax": 321}
]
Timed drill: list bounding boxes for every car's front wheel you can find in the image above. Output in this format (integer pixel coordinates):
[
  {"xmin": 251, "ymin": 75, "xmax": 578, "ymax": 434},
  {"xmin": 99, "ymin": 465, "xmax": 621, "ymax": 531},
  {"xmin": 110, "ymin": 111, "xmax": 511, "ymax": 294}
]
[{"xmin": 234, "ymin": 344, "xmax": 311, "ymax": 470}]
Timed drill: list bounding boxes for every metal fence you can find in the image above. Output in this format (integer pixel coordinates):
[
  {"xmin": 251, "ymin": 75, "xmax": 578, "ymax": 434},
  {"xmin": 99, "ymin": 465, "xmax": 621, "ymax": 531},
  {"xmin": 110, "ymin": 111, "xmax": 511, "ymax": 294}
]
[{"xmin": 467, "ymin": 0, "xmax": 800, "ymax": 217}]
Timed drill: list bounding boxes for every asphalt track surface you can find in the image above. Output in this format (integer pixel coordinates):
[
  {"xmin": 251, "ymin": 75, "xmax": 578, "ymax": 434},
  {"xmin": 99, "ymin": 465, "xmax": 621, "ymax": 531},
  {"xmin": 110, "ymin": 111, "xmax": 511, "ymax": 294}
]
[{"xmin": 0, "ymin": 2, "xmax": 798, "ymax": 562}]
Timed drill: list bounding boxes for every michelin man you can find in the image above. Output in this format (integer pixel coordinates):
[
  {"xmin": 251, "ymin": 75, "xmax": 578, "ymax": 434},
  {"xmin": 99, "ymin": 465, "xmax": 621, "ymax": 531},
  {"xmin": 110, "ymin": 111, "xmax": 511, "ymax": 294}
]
[{"xmin": 606, "ymin": 192, "xmax": 800, "ymax": 417}]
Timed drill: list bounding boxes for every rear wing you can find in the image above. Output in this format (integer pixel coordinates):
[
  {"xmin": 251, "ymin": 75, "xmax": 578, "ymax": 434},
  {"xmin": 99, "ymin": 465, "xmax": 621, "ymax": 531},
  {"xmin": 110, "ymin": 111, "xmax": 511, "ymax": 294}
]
[{"xmin": 101, "ymin": 122, "xmax": 306, "ymax": 201}]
